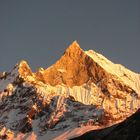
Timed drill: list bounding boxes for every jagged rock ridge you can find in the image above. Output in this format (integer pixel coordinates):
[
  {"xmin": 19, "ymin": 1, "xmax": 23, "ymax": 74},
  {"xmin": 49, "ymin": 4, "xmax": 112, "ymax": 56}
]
[{"xmin": 0, "ymin": 41, "xmax": 140, "ymax": 140}]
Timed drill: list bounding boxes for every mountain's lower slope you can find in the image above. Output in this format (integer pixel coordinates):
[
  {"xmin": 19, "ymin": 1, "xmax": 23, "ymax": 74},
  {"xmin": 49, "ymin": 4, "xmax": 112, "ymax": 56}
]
[
  {"xmin": 0, "ymin": 41, "xmax": 140, "ymax": 140},
  {"xmin": 0, "ymin": 79, "xmax": 106, "ymax": 140},
  {"xmin": 71, "ymin": 109, "xmax": 140, "ymax": 140}
]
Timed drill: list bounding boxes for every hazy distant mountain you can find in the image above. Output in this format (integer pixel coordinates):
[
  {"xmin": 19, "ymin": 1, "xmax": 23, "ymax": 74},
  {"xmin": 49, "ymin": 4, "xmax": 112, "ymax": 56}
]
[{"xmin": 0, "ymin": 41, "xmax": 140, "ymax": 140}]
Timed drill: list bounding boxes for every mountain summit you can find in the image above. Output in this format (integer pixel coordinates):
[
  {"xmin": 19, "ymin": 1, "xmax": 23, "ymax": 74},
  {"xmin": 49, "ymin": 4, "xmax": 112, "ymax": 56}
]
[{"xmin": 0, "ymin": 41, "xmax": 140, "ymax": 140}]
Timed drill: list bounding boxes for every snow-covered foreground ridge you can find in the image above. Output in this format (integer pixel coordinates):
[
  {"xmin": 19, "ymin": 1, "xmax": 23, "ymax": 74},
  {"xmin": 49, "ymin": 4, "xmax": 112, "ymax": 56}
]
[{"xmin": 0, "ymin": 41, "xmax": 140, "ymax": 140}]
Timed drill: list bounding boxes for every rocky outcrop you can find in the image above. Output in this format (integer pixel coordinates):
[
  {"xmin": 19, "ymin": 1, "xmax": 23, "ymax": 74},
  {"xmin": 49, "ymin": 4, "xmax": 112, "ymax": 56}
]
[{"xmin": 18, "ymin": 60, "xmax": 33, "ymax": 79}]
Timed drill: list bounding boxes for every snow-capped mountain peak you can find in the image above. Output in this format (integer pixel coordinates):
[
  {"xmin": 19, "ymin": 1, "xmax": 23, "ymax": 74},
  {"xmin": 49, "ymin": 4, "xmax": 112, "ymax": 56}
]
[{"xmin": 0, "ymin": 41, "xmax": 140, "ymax": 140}]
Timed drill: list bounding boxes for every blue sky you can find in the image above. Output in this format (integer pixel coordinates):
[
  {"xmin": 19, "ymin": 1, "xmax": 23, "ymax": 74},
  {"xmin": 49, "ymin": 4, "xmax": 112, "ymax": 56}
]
[{"xmin": 0, "ymin": 0, "xmax": 140, "ymax": 72}]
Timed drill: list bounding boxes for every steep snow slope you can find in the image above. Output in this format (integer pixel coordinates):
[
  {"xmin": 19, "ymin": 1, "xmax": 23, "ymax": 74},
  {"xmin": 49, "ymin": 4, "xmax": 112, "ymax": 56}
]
[{"xmin": 86, "ymin": 49, "xmax": 140, "ymax": 94}]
